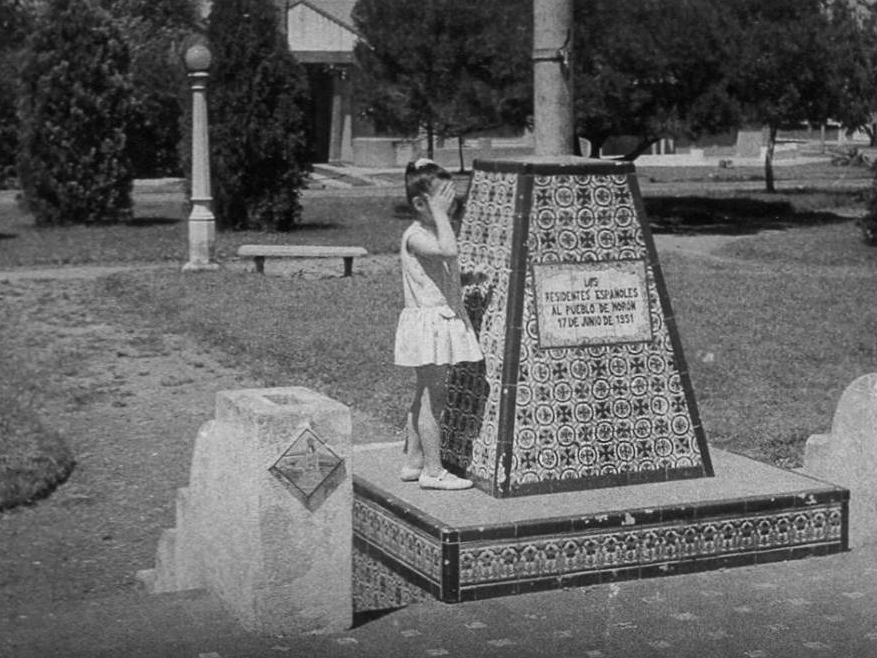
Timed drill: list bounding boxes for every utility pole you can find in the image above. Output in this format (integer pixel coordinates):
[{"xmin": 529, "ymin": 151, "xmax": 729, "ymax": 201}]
[{"xmin": 532, "ymin": 0, "xmax": 574, "ymax": 156}]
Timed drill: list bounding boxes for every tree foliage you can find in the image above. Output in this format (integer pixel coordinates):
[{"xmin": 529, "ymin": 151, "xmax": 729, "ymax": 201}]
[
  {"xmin": 0, "ymin": 0, "xmax": 34, "ymax": 184},
  {"xmin": 573, "ymin": 0, "xmax": 740, "ymax": 159},
  {"xmin": 352, "ymin": 0, "xmax": 532, "ymax": 164},
  {"xmin": 820, "ymin": 0, "xmax": 877, "ymax": 147},
  {"xmin": 16, "ymin": 0, "xmax": 134, "ymax": 225},
  {"xmin": 861, "ymin": 161, "xmax": 877, "ymax": 245},
  {"xmin": 205, "ymin": 0, "xmax": 311, "ymax": 231},
  {"xmin": 727, "ymin": 0, "xmax": 848, "ymax": 191},
  {"xmin": 103, "ymin": 0, "xmax": 200, "ymax": 177}
]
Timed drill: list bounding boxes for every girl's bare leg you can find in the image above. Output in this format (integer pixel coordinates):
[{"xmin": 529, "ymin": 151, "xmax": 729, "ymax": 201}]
[
  {"xmin": 415, "ymin": 364, "xmax": 448, "ymax": 477},
  {"xmin": 403, "ymin": 404, "xmax": 424, "ymax": 472}
]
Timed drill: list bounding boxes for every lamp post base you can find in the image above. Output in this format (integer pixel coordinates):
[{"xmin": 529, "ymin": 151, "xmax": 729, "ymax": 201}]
[
  {"xmin": 181, "ymin": 260, "xmax": 220, "ymax": 272},
  {"xmin": 183, "ymin": 203, "xmax": 219, "ymax": 272}
]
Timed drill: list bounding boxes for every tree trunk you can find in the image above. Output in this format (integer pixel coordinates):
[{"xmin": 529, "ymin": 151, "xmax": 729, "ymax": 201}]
[
  {"xmin": 427, "ymin": 121, "xmax": 435, "ymax": 159},
  {"xmin": 457, "ymin": 136, "xmax": 466, "ymax": 173},
  {"xmin": 623, "ymin": 138, "xmax": 660, "ymax": 161},
  {"xmin": 587, "ymin": 136, "xmax": 605, "ymax": 159},
  {"xmin": 764, "ymin": 124, "xmax": 777, "ymax": 193}
]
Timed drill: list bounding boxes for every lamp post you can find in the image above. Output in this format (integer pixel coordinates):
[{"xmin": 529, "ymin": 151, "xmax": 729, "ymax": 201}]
[{"xmin": 182, "ymin": 44, "xmax": 219, "ymax": 272}]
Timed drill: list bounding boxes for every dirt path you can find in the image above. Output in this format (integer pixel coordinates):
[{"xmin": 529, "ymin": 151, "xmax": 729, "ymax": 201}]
[
  {"xmin": 0, "ymin": 274, "xmax": 402, "ymax": 613},
  {"xmin": 0, "ymin": 277, "xmax": 265, "ymax": 609}
]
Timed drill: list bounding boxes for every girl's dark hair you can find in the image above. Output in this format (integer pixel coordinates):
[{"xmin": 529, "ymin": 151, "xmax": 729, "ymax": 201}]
[{"xmin": 405, "ymin": 159, "xmax": 452, "ymax": 206}]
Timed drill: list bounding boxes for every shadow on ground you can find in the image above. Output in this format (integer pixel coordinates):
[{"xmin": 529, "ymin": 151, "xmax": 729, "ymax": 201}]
[
  {"xmin": 125, "ymin": 217, "xmax": 182, "ymax": 227},
  {"xmin": 645, "ymin": 195, "xmax": 856, "ymax": 235}
]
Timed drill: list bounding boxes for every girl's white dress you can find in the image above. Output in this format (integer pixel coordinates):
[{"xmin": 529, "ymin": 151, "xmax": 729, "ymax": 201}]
[{"xmin": 394, "ymin": 223, "xmax": 483, "ymax": 367}]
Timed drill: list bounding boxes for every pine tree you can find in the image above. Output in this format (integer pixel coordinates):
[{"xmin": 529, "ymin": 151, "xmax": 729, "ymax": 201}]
[
  {"xmin": 16, "ymin": 0, "xmax": 134, "ymax": 225},
  {"xmin": 205, "ymin": 0, "xmax": 311, "ymax": 231}
]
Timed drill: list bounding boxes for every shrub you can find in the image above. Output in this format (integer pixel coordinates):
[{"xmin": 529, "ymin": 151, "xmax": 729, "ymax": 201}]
[
  {"xmin": 860, "ymin": 161, "xmax": 877, "ymax": 246},
  {"xmin": 0, "ymin": 348, "xmax": 75, "ymax": 511},
  {"xmin": 203, "ymin": 0, "xmax": 311, "ymax": 231},
  {"xmin": 16, "ymin": 0, "xmax": 134, "ymax": 225}
]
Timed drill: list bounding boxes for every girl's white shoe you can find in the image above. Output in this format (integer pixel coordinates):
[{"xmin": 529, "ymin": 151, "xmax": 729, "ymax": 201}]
[
  {"xmin": 418, "ymin": 469, "xmax": 473, "ymax": 490},
  {"xmin": 399, "ymin": 465, "xmax": 422, "ymax": 482}
]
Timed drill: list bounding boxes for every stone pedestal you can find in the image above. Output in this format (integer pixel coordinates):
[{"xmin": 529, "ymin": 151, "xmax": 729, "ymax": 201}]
[
  {"xmin": 351, "ymin": 157, "xmax": 848, "ymax": 614},
  {"xmin": 353, "ymin": 444, "xmax": 847, "ymax": 611},
  {"xmin": 138, "ymin": 387, "xmax": 353, "ymax": 634},
  {"xmin": 804, "ymin": 373, "xmax": 877, "ymax": 548}
]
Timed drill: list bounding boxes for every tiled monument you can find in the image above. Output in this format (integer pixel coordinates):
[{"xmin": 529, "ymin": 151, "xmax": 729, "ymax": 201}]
[
  {"xmin": 442, "ymin": 157, "xmax": 712, "ymax": 496},
  {"xmin": 352, "ymin": 157, "xmax": 849, "ymax": 612}
]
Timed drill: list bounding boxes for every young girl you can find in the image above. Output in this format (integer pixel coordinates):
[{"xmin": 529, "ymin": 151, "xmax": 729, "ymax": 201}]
[{"xmin": 394, "ymin": 159, "xmax": 483, "ymax": 490}]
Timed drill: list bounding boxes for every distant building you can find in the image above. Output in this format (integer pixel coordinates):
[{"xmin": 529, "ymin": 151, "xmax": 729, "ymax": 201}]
[
  {"xmin": 283, "ymin": 0, "xmax": 359, "ymax": 163},
  {"xmin": 197, "ymin": 0, "xmax": 360, "ymax": 163}
]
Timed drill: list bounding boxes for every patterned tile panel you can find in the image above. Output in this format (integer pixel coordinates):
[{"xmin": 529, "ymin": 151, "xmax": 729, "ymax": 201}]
[
  {"xmin": 352, "ymin": 544, "xmax": 434, "ymax": 613},
  {"xmin": 442, "ymin": 169, "xmax": 519, "ymax": 483},
  {"xmin": 353, "ymin": 497, "xmax": 443, "ymax": 582},
  {"xmin": 458, "ymin": 505, "xmax": 844, "ymax": 585},
  {"xmin": 507, "ymin": 173, "xmax": 708, "ymax": 490}
]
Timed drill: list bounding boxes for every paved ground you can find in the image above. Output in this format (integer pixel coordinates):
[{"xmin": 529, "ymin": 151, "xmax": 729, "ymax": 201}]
[
  {"xmin": 4, "ymin": 543, "xmax": 877, "ymax": 658},
  {"xmin": 2, "ymin": 162, "xmax": 875, "ymax": 658}
]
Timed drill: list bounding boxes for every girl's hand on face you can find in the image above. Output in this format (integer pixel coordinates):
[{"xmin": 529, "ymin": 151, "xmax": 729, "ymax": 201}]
[{"xmin": 427, "ymin": 180, "xmax": 456, "ymax": 216}]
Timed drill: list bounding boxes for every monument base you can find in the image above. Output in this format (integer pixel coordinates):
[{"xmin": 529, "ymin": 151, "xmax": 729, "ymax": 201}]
[{"xmin": 352, "ymin": 444, "xmax": 847, "ymax": 612}]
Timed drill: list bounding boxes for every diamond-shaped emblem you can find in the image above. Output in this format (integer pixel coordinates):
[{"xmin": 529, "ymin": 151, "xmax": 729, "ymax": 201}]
[{"xmin": 268, "ymin": 426, "xmax": 345, "ymax": 511}]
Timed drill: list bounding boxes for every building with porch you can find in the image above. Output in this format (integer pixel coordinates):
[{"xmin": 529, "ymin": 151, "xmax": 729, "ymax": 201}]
[{"xmin": 283, "ymin": 0, "xmax": 359, "ymax": 163}]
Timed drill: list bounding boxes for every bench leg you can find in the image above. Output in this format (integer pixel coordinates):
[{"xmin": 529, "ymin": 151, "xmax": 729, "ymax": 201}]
[
  {"xmin": 254, "ymin": 256, "xmax": 265, "ymax": 274},
  {"xmin": 343, "ymin": 257, "xmax": 353, "ymax": 277}
]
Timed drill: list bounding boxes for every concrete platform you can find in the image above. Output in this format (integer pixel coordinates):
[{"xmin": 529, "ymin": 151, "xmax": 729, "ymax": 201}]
[{"xmin": 352, "ymin": 445, "xmax": 848, "ymax": 612}]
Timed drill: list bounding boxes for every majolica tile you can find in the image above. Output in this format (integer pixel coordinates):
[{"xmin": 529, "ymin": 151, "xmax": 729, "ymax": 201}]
[
  {"xmin": 442, "ymin": 160, "xmax": 712, "ymax": 497},
  {"xmin": 352, "ymin": 497, "xmax": 443, "ymax": 582},
  {"xmin": 352, "ymin": 465, "xmax": 847, "ymax": 612}
]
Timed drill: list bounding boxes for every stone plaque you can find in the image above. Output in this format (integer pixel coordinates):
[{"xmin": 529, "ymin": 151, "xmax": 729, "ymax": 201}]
[
  {"xmin": 269, "ymin": 426, "xmax": 345, "ymax": 511},
  {"xmin": 532, "ymin": 259, "xmax": 652, "ymax": 348}
]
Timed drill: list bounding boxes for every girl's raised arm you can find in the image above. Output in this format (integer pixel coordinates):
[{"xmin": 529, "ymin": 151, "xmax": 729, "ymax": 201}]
[{"xmin": 408, "ymin": 181, "xmax": 458, "ymax": 258}]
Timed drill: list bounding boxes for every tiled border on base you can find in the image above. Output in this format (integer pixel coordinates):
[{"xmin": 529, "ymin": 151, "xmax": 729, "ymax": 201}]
[{"xmin": 352, "ymin": 475, "xmax": 848, "ymax": 612}]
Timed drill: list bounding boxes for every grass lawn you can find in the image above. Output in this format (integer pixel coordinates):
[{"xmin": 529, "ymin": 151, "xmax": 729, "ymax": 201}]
[
  {"xmin": 92, "ymin": 219, "xmax": 875, "ymax": 468},
  {"xmin": 1, "ymin": 162, "xmax": 875, "ymax": 513},
  {"xmin": 0, "ymin": 158, "xmax": 871, "ymax": 267},
  {"xmin": 717, "ymin": 220, "xmax": 877, "ymax": 267},
  {"xmin": 0, "ymin": 184, "xmax": 413, "ymax": 267},
  {"xmin": 637, "ymin": 158, "xmax": 873, "ymax": 186},
  {"xmin": 663, "ymin": 244, "xmax": 875, "ymax": 465}
]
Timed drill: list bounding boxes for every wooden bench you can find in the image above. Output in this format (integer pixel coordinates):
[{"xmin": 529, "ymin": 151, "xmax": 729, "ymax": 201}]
[{"xmin": 236, "ymin": 244, "xmax": 368, "ymax": 276}]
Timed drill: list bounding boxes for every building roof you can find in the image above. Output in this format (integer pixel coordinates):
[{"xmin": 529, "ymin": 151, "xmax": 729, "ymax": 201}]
[{"xmin": 287, "ymin": 0, "xmax": 357, "ymax": 34}]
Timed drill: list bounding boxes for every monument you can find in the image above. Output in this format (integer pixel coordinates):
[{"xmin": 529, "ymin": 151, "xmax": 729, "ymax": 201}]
[
  {"xmin": 442, "ymin": 157, "xmax": 712, "ymax": 497},
  {"xmin": 803, "ymin": 373, "xmax": 877, "ymax": 548},
  {"xmin": 439, "ymin": 1, "xmax": 710, "ymax": 497},
  {"xmin": 139, "ymin": 387, "xmax": 353, "ymax": 634},
  {"xmin": 351, "ymin": 0, "xmax": 847, "ymax": 612}
]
